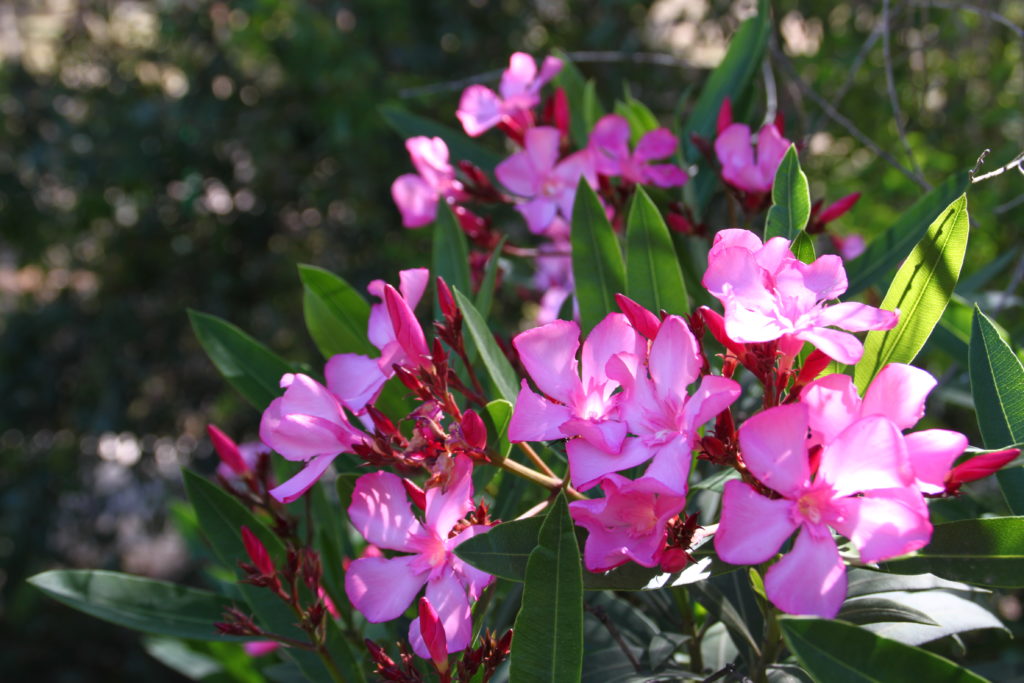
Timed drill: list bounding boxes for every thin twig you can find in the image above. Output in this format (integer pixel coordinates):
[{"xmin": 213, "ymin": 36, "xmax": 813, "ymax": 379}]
[
  {"xmin": 882, "ymin": 0, "xmax": 926, "ymax": 184},
  {"xmin": 761, "ymin": 59, "xmax": 777, "ymax": 129},
  {"xmin": 517, "ymin": 441, "xmax": 556, "ymax": 478},
  {"xmin": 994, "ymin": 193, "xmax": 1024, "ymax": 215},
  {"xmin": 971, "ymin": 149, "xmax": 1024, "ymax": 183},
  {"xmin": 908, "ymin": 0, "xmax": 1024, "ymax": 42},
  {"xmin": 969, "ymin": 149, "xmax": 991, "ymax": 180},
  {"xmin": 585, "ymin": 603, "xmax": 643, "ymax": 673},
  {"xmin": 810, "ymin": 20, "xmax": 884, "ymax": 137}
]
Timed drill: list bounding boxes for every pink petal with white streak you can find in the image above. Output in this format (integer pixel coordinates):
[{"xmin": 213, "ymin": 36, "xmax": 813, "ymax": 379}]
[
  {"xmin": 348, "ymin": 471, "xmax": 425, "ymax": 551},
  {"xmin": 345, "ymin": 555, "xmax": 427, "ymax": 622}
]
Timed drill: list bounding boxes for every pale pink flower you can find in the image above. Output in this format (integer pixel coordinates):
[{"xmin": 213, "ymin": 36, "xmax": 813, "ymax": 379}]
[
  {"xmin": 714, "ymin": 122, "xmax": 790, "ymax": 194},
  {"xmin": 800, "ymin": 364, "xmax": 967, "ymax": 494},
  {"xmin": 588, "ymin": 114, "xmax": 688, "ymax": 188},
  {"xmin": 495, "ymin": 126, "xmax": 597, "ymax": 234},
  {"xmin": 715, "ymin": 404, "xmax": 931, "ymax": 618},
  {"xmin": 456, "ymin": 52, "xmax": 562, "ymax": 137},
  {"xmin": 508, "ymin": 314, "xmax": 643, "ymax": 455},
  {"xmin": 569, "ymin": 315, "xmax": 740, "ymax": 492},
  {"xmin": 344, "ymin": 456, "xmax": 493, "ymax": 657},
  {"xmin": 391, "ymin": 137, "xmax": 464, "ymax": 228},
  {"xmin": 702, "ymin": 229, "xmax": 898, "ymax": 365},
  {"xmin": 569, "ymin": 474, "xmax": 686, "ymax": 571}
]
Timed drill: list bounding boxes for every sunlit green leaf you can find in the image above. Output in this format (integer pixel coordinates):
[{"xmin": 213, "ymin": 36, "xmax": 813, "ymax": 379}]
[
  {"xmin": 626, "ymin": 186, "xmax": 689, "ymax": 315},
  {"xmin": 299, "ymin": 264, "xmax": 375, "ymax": 358},
  {"xmin": 764, "ymin": 145, "xmax": 810, "ymax": 241}
]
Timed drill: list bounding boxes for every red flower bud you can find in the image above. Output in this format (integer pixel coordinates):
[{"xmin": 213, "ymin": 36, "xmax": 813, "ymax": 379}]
[
  {"xmin": 615, "ymin": 293, "xmax": 661, "ymax": 340},
  {"xmin": 461, "ymin": 409, "xmax": 488, "ymax": 450},
  {"xmin": 207, "ymin": 424, "xmax": 248, "ymax": 476},
  {"xmin": 699, "ymin": 306, "xmax": 746, "ymax": 358},
  {"xmin": 795, "ymin": 349, "xmax": 834, "ymax": 387},
  {"xmin": 436, "ymin": 276, "xmax": 457, "ymax": 321},
  {"xmin": 403, "ymin": 478, "xmax": 427, "ymax": 511},
  {"xmin": 659, "ymin": 547, "xmax": 690, "ymax": 573},
  {"xmin": 817, "ymin": 192, "xmax": 861, "ymax": 226},
  {"xmin": 947, "ymin": 449, "xmax": 1019, "ymax": 488},
  {"xmin": 716, "ymin": 97, "xmax": 733, "ymax": 136},
  {"xmin": 418, "ymin": 597, "xmax": 449, "ymax": 673},
  {"xmin": 241, "ymin": 526, "xmax": 275, "ymax": 577}
]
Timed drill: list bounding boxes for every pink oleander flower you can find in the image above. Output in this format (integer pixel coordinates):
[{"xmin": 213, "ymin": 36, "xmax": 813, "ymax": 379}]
[
  {"xmin": 715, "ymin": 403, "xmax": 931, "ymax": 618},
  {"xmin": 568, "ymin": 315, "xmax": 740, "ymax": 492},
  {"xmin": 702, "ymin": 229, "xmax": 898, "ymax": 365},
  {"xmin": 325, "ymin": 268, "xmax": 430, "ymax": 414},
  {"xmin": 570, "ymin": 474, "xmax": 687, "ymax": 571},
  {"xmin": 259, "ymin": 373, "xmax": 367, "ymax": 503},
  {"xmin": 344, "ymin": 455, "xmax": 493, "ymax": 658},
  {"xmin": 801, "ymin": 364, "xmax": 967, "ymax": 494},
  {"xmin": 208, "ymin": 424, "xmax": 270, "ymax": 480},
  {"xmin": 456, "ymin": 52, "xmax": 563, "ymax": 137},
  {"xmin": 833, "ymin": 233, "xmax": 866, "ymax": 260},
  {"xmin": 508, "ymin": 313, "xmax": 643, "ymax": 456},
  {"xmin": 588, "ymin": 114, "xmax": 688, "ymax": 188},
  {"xmin": 391, "ymin": 137, "xmax": 464, "ymax": 228},
  {"xmin": 495, "ymin": 126, "xmax": 597, "ymax": 234},
  {"xmin": 714, "ymin": 121, "xmax": 791, "ymax": 195},
  {"xmin": 533, "ymin": 217, "xmax": 575, "ymax": 324}
]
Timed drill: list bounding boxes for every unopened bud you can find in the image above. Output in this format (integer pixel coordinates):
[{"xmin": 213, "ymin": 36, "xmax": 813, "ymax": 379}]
[
  {"xmin": 208, "ymin": 424, "xmax": 249, "ymax": 476},
  {"xmin": 402, "ymin": 478, "xmax": 427, "ymax": 511},
  {"xmin": 716, "ymin": 97, "xmax": 733, "ymax": 135},
  {"xmin": 436, "ymin": 276, "xmax": 457, "ymax": 321},
  {"xmin": 615, "ymin": 294, "xmax": 661, "ymax": 340},
  {"xmin": 418, "ymin": 597, "xmax": 449, "ymax": 673},
  {"xmin": 241, "ymin": 526, "xmax": 275, "ymax": 577},
  {"xmin": 946, "ymin": 448, "xmax": 1019, "ymax": 491},
  {"xmin": 461, "ymin": 409, "xmax": 488, "ymax": 450},
  {"xmin": 659, "ymin": 547, "xmax": 690, "ymax": 573}
]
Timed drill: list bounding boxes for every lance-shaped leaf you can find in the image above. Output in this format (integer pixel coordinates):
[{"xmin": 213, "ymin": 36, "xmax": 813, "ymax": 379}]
[
  {"xmin": 790, "ymin": 231, "xmax": 816, "ymax": 264},
  {"xmin": 626, "ymin": 186, "xmax": 689, "ymax": 315},
  {"xmin": 452, "ymin": 287, "xmax": 518, "ymax": 403},
  {"xmin": 837, "ymin": 597, "xmax": 938, "ymax": 627},
  {"xmin": 845, "ymin": 172, "xmax": 969, "ymax": 296},
  {"xmin": 28, "ymin": 570, "xmax": 242, "ymax": 642},
  {"xmin": 882, "ymin": 516, "xmax": 1024, "ymax": 588},
  {"xmin": 855, "ymin": 590, "xmax": 1006, "ymax": 646},
  {"xmin": 854, "ymin": 194, "xmax": 969, "ymax": 392},
  {"xmin": 299, "ymin": 264, "xmax": 375, "ymax": 359},
  {"xmin": 764, "ymin": 145, "xmax": 810, "ymax": 241},
  {"xmin": 781, "ymin": 618, "xmax": 987, "ymax": 683},
  {"xmin": 380, "ymin": 104, "xmax": 502, "ymax": 172},
  {"xmin": 552, "ymin": 50, "xmax": 603, "ymax": 149},
  {"xmin": 475, "ymin": 235, "xmax": 507, "ymax": 319},
  {"xmin": 433, "ymin": 204, "xmax": 472, "ymax": 318},
  {"xmin": 969, "ymin": 307, "xmax": 1024, "ymax": 514},
  {"xmin": 189, "ymin": 310, "xmax": 293, "ymax": 410},
  {"xmin": 511, "ymin": 493, "xmax": 584, "ymax": 681},
  {"xmin": 614, "ymin": 94, "xmax": 660, "ymax": 145},
  {"xmin": 571, "ymin": 180, "xmax": 626, "ymax": 334}
]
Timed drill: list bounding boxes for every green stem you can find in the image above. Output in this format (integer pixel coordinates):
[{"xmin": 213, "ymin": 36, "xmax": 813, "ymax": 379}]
[{"xmin": 672, "ymin": 586, "xmax": 704, "ymax": 674}]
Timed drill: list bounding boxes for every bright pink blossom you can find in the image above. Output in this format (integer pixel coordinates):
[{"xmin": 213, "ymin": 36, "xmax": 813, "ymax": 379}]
[
  {"xmin": 508, "ymin": 314, "xmax": 643, "ymax": 455},
  {"xmin": 715, "ymin": 404, "xmax": 931, "ymax": 618},
  {"xmin": 569, "ymin": 315, "xmax": 740, "ymax": 492},
  {"xmin": 714, "ymin": 122, "xmax": 790, "ymax": 195},
  {"xmin": 456, "ymin": 52, "xmax": 562, "ymax": 137},
  {"xmin": 801, "ymin": 364, "xmax": 967, "ymax": 494},
  {"xmin": 588, "ymin": 114, "xmax": 688, "ymax": 188},
  {"xmin": 495, "ymin": 126, "xmax": 597, "ymax": 234},
  {"xmin": 703, "ymin": 229, "xmax": 898, "ymax": 365},
  {"xmin": 569, "ymin": 474, "xmax": 686, "ymax": 571},
  {"xmin": 344, "ymin": 455, "xmax": 493, "ymax": 658},
  {"xmin": 391, "ymin": 137, "xmax": 464, "ymax": 228}
]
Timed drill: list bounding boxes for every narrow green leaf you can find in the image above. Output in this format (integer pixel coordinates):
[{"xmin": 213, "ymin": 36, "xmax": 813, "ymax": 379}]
[
  {"xmin": 28, "ymin": 570, "xmax": 241, "ymax": 641},
  {"xmin": 856, "ymin": 590, "xmax": 1007, "ymax": 646},
  {"xmin": 854, "ymin": 194, "xmax": 970, "ymax": 392},
  {"xmin": 188, "ymin": 310, "xmax": 292, "ymax": 410},
  {"xmin": 626, "ymin": 186, "xmax": 689, "ymax": 315},
  {"xmin": 882, "ymin": 516, "xmax": 1024, "ymax": 588},
  {"xmin": 764, "ymin": 145, "xmax": 810, "ymax": 240},
  {"xmin": 475, "ymin": 235, "xmax": 507, "ymax": 319},
  {"xmin": 510, "ymin": 493, "xmax": 583, "ymax": 681},
  {"xmin": 452, "ymin": 287, "xmax": 518, "ymax": 403},
  {"xmin": 791, "ymin": 231, "xmax": 816, "ymax": 264},
  {"xmin": 483, "ymin": 398, "xmax": 513, "ymax": 461},
  {"xmin": 298, "ymin": 264, "xmax": 375, "ymax": 358},
  {"xmin": 845, "ymin": 172, "xmax": 969, "ymax": 296},
  {"xmin": 551, "ymin": 50, "xmax": 591, "ymax": 148},
  {"xmin": 581, "ymin": 79, "xmax": 602, "ymax": 132},
  {"xmin": 433, "ymin": 204, "xmax": 473, "ymax": 316},
  {"xmin": 781, "ymin": 618, "xmax": 986, "ymax": 683},
  {"xmin": 380, "ymin": 104, "xmax": 502, "ymax": 172},
  {"xmin": 615, "ymin": 94, "xmax": 660, "ymax": 145},
  {"xmin": 571, "ymin": 180, "xmax": 626, "ymax": 334},
  {"xmin": 837, "ymin": 597, "xmax": 939, "ymax": 626}
]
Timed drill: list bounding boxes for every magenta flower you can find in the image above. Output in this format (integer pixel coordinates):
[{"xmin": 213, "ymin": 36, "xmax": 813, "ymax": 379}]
[
  {"xmin": 325, "ymin": 268, "xmax": 430, "ymax": 414},
  {"xmin": 568, "ymin": 315, "xmax": 740, "ymax": 492},
  {"xmin": 208, "ymin": 424, "xmax": 269, "ymax": 480},
  {"xmin": 495, "ymin": 126, "xmax": 597, "ymax": 234},
  {"xmin": 391, "ymin": 137, "xmax": 464, "ymax": 228},
  {"xmin": 344, "ymin": 455, "xmax": 493, "ymax": 657},
  {"xmin": 588, "ymin": 114, "xmax": 688, "ymax": 188},
  {"xmin": 801, "ymin": 363, "xmax": 967, "ymax": 494},
  {"xmin": 702, "ymin": 229, "xmax": 898, "ymax": 364},
  {"xmin": 714, "ymin": 122, "xmax": 790, "ymax": 195},
  {"xmin": 456, "ymin": 52, "xmax": 562, "ymax": 137},
  {"xmin": 508, "ymin": 313, "xmax": 644, "ymax": 455},
  {"xmin": 715, "ymin": 404, "xmax": 931, "ymax": 618},
  {"xmin": 570, "ymin": 474, "xmax": 687, "ymax": 571},
  {"xmin": 259, "ymin": 373, "xmax": 368, "ymax": 503}
]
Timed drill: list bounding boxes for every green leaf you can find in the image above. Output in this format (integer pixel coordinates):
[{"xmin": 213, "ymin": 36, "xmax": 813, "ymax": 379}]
[
  {"xmin": 483, "ymin": 399, "xmax": 513, "ymax": 461},
  {"xmin": 551, "ymin": 50, "xmax": 591, "ymax": 148},
  {"xmin": 781, "ymin": 618, "xmax": 986, "ymax": 683},
  {"xmin": 28, "ymin": 570, "xmax": 241, "ymax": 642},
  {"xmin": 433, "ymin": 204, "xmax": 472, "ymax": 316},
  {"xmin": 837, "ymin": 597, "xmax": 939, "ymax": 626},
  {"xmin": 854, "ymin": 194, "xmax": 970, "ymax": 392},
  {"xmin": 883, "ymin": 516, "xmax": 1024, "ymax": 588},
  {"xmin": 854, "ymin": 590, "xmax": 1006, "ymax": 646},
  {"xmin": 845, "ymin": 172, "xmax": 969, "ymax": 296},
  {"xmin": 188, "ymin": 310, "xmax": 292, "ymax": 410},
  {"xmin": 625, "ymin": 186, "xmax": 689, "ymax": 315},
  {"xmin": 764, "ymin": 146, "xmax": 811, "ymax": 240},
  {"xmin": 475, "ymin": 235, "xmax": 507, "ymax": 319},
  {"xmin": 510, "ymin": 493, "xmax": 583, "ymax": 681},
  {"xmin": 380, "ymin": 104, "xmax": 502, "ymax": 172},
  {"xmin": 452, "ymin": 287, "xmax": 519, "ymax": 403},
  {"xmin": 581, "ymin": 79, "xmax": 602, "ymax": 132},
  {"xmin": 571, "ymin": 180, "xmax": 626, "ymax": 334},
  {"xmin": 298, "ymin": 264, "xmax": 375, "ymax": 358},
  {"xmin": 614, "ymin": 95, "xmax": 660, "ymax": 145},
  {"xmin": 680, "ymin": 0, "xmax": 770, "ymax": 215},
  {"xmin": 791, "ymin": 231, "xmax": 816, "ymax": 264}
]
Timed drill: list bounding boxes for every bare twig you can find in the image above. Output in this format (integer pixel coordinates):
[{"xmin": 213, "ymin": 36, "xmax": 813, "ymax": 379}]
[
  {"xmin": 761, "ymin": 59, "xmax": 777, "ymax": 128},
  {"xmin": 970, "ymin": 149, "xmax": 991, "ymax": 180},
  {"xmin": 585, "ymin": 603, "xmax": 643, "ymax": 673},
  {"xmin": 882, "ymin": 0, "xmax": 926, "ymax": 184},
  {"xmin": 971, "ymin": 149, "xmax": 1024, "ymax": 184},
  {"xmin": 994, "ymin": 193, "xmax": 1024, "ymax": 215}
]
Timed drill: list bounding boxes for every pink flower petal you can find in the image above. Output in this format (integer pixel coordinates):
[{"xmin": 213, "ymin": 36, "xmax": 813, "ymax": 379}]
[
  {"xmin": 832, "ymin": 488, "xmax": 931, "ymax": 563},
  {"xmin": 703, "ymin": 246, "xmax": 771, "ymax": 303},
  {"xmin": 641, "ymin": 163, "xmax": 688, "ymax": 188},
  {"xmin": 737, "ymin": 404, "xmax": 810, "ymax": 498},
  {"xmin": 815, "ymin": 301, "xmax": 898, "ymax": 333},
  {"xmin": 567, "ymin": 437, "xmax": 652, "ymax": 492},
  {"xmin": 715, "ymin": 480, "xmax": 799, "ymax": 565},
  {"xmin": 524, "ymin": 126, "xmax": 561, "ymax": 174},
  {"xmin": 755, "ymin": 124, "xmax": 790, "ymax": 179},
  {"xmin": 560, "ymin": 417, "xmax": 628, "ymax": 454},
  {"xmin": 500, "ymin": 52, "xmax": 538, "ymax": 99},
  {"xmin": 682, "ymin": 375, "xmax": 742, "ymax": 435},
  {"xmin": 348, "ymin": 470, "xmax": 424, "ymax": 551},
  {"xmin": 391, "ymin": 174, "xmax": 438, "ymax": 228},
  {"xmin": 411, "ymin": 573, "xmax": 473, "ymax": 655},
  {"xmin": 425, "ymin": 455, "xmax": 475, "ymax": 536},
  {"xmin": 268, "ymin": 453, "xmax": 337, "ymax": 503},
  {"xmin": 513, "ymin": 320, "xmax": 581, "ymax": 402},
  {"xmin": 259, "ymin": 374, "xmax": 356, "ymax": 460},
  {"xmin": 860, "ymin": 363, "xmax": 936, "ymax": 430},
  {"xmin": 582, "ymin": 312, "xmax": 643, "ymax": 389},
  {"xmin": 793, "ymin": 255, "xmax": 848, "ymax": 301},
  {"xmin": 535, "ymin": 56, "xmax": 563, "ymax": 91},
  {"xmin": 398, "ymin": 268, "xmax": 431, "ymax": 310},
  {"xmin": 800, "ymin": 373, "xmax": 861, "ymax": 444},
  {"xmin": 325, "ymin": 353, "xmax": 389, "ymax": 413},
  {"xmin": 345, "ymin": 555, "xmax": 426, "ymax": 622},
  {"xmin": 649, "ymin": 316, "xmax": 701, "ymax": 399},
  {"xmin": 904, "ymin": 429, "xmax": 967, "ymax": 494},
  {"xmin": 714, "ymin": 123, "xmax": 754, "ymax": 174},
  {"xmin": 588, "ymin": 114, "xmax": 630, "ymax": 176},
  {"xmin": 634, "ymin": 128, "xmax": 678, "ymax": 162},
  {"xmin": 644, "ymin": 437, "xmax": 692, "ymax": 495},
  {"xmin": 795, "ymin": 327, "xmax": 864, "ymax": 365},
  {"xmin": 818, "ymin": 416, "xmax": 912, "ymax": 496},
  {"xmin": 709, "ymin": 229, "xmax": 763, "ymax": 259},
  {"xmin": 507, "ymin": 381, "xmax": 573, "ymax": 442},
  {"xmin": 406, "ymin": 136, "xmax": 452, "ymax": 190},
  {"xmin": 764, "ymin": 526, "xmax": 846, "ymax": 618},
  {"xmin": 456, "ymin": 85, "xmax": 503, "ymax": 137},
  {"xmin": 496, "ymin": 148, "xmax": 541, "ymax": 197},
  {"xmin": 517, "ymin": 197, "xmax": 559, "ymax": 234},
  {"xmin": 447, "ymin": 525, "xmax": 495, "ymax": 600}
]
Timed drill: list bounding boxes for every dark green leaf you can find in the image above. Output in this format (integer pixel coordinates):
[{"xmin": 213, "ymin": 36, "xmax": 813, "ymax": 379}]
[
  {"xmin": 484, "ymin": 398, "xmax": 513, "ymax": 461},
  {"xmin": 791, "ymin": 231, "xmax": 816, "ymax": 264},
  {"xmin": 856, "ymin": 590, "xmax": 1006, "ymax": 646},
  {"xmin": 452, "ymin": 287, "xmax": 519, "ymax": 403},
  {"xmin": 380, "ymin": 104, "xmax": 502, "ymax": 172},
  {"xmin": 689, "ymin": 580, "xmax": 761, "ymax": 663},
  {"xmin": 626, "ymin": 186, "xmax": 689, "ymax": 315},
  {"xmin": 552, "ymin": 50, "xmax": 592, "ymax": 148},
  {"xmin": 764, "ymin": 146, "xmax": 810, "ymax": 240},
  {"xmin": 299, "ymin": 264, "xmax": 375, "ymax": 358},
  {"xmin": 475, "ymin": 235, "xmax": 507, "ymax": 319},
  {"xmin": 455, "ymin": 515, "xmax": 542, "ymax": 582},
  {"xmin": 781, "ymin": 617, "xmax": 987, "ymax": 683},
  {"xmin": 188, "ymin": 310, "xmax": 292, "ymax": 410},
  {"xmin": 433, "ymin": 203, "xmax": 473, "ymax": 317},
  {"xmin": 854, "ymin": 194, "xmax": 970, "ymax": 392},
  {"xmin": 571, "ymin": 180, "xmax": 626, "ymax": 334},
  {"xmin": 511, "ymin": 493, "xmax": 584, "ymax": 681},
  {"xmin": 845, "ymin": 568, "xmax": 982, "ymax": 598},
  {"xmin": 614, "ymin": 95, "xmax": 660, "ymax": 145},
  {"xmin": 837, "ymin": 597, "xmax": 939, "ymax": 626}
]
